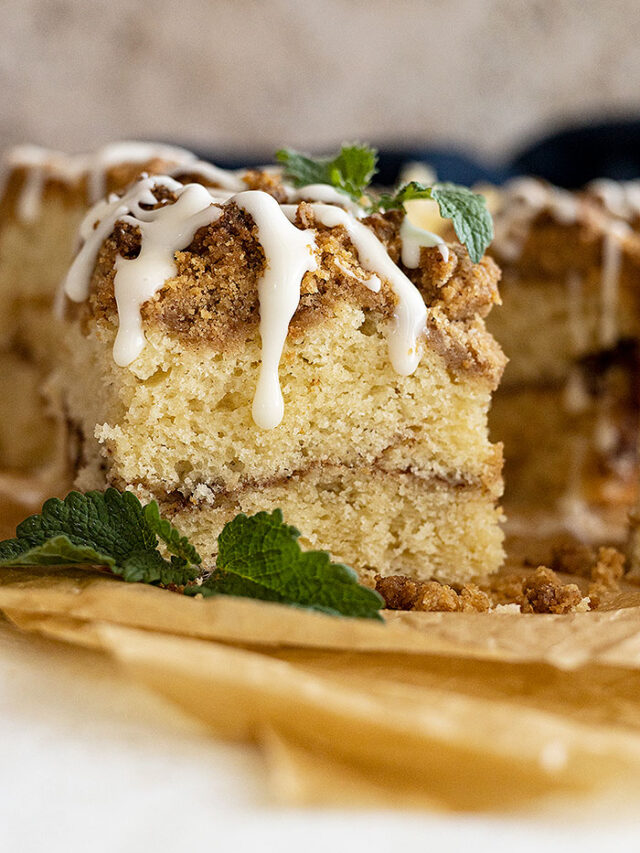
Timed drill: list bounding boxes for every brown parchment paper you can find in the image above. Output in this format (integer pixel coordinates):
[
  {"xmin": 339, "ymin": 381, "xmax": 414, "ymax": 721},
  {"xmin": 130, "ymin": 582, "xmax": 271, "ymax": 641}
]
[{"xmin": 3, "ymin": 566, "xmax": 640, "ymax": 670}]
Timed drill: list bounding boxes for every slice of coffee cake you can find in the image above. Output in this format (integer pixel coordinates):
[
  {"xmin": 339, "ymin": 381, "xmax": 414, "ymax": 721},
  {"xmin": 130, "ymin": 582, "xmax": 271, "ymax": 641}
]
[
  {"xmin": 55, "ymin": 170, "xmax": 505, "ymax": 583},
  {"xmin": 487, "ymin": 178, "xmax": 640, "ymax": 543}
]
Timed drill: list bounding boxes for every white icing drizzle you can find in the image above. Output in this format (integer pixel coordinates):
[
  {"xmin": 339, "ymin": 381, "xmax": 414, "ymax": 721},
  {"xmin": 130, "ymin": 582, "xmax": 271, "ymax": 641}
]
[
  {"xmin": 234, "ymin": 192, "xmax": 318, "ymax": 429},
  {"xmin": 599, "ymin": 222, "xmax": 626, "ymax": 349},
  {"xmin": 285, "ymin": 184, "xmax": 364, "ymax": 217},
  {"xmin": 169, "ymin": 159, "xmax": 247, "ymax": 192},
  {"xmin": 0, "ymin": 145, "xmax": 83, "ymax": 223},
  {"xmin": 594, "ymin": 394, "xmax": 618, "ymax": 455},
  {"xmin": 1, "ymin": 141, "xmax": 245, "ymax": 224},
  {"xmin": 399, "ymin": 216, "xmax": 449, "ymax": 267},
  {"xmin": 282, "ymin": 202, "xmax": 427, "ymax": 376},
  {"xmin": 563, "ymin": 271, "xmax": 589, "ymax": 414},
  {"xmin": 587, "ymin": 178, "xmax": 640, "ymax": 222},
  {"xmin": 15, "ymin": 149, "xmax": 49, "ymax": 223},
  {"xmin": 333, "ymin": 257, "xmax": 381, "ymax": 292},
  {"xmin": 65, "ymin": 175, "xmax": 223, "ymax": 366}
]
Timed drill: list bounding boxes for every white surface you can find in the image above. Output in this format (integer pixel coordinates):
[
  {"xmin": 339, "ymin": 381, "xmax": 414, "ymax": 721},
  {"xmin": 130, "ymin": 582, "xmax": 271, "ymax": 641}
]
[{"xmin": 0, "ymin": 616, "xmax": 639, "ymax": 853}]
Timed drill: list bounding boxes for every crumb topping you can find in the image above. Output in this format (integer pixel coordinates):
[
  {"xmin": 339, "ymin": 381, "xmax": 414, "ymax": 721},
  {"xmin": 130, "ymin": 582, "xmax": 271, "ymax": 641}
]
[
  {"xmin": 374, "ymin": 574, "xmax": 491, "ymax": 612},
  {"xmin": 375, "ymin": 545, "xmax": 627, "ymax": 615},
  {"xmin": 520, "ymin": 567, "xmax": 585, "ymax": 614},
  {"xmin": 69, "ymin": 180, "xmax": 505, "ymax": 383}
]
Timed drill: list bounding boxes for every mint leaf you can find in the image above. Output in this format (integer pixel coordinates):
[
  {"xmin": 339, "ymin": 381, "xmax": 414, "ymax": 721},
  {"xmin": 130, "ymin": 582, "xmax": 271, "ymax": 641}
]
[
  {"xmin": 372, "ymin": 181, "xmax": 436, "ymax": 212},
  {"xmin": 276, "ymin": 144, "xmax": 378, "ymax": 202},
  {"xmin": 188, "ymin": 509, "xmax": 384, "ymax": 620},
  {"xmin": 0, "ymin": 489, "xmax": 200, "ymax": 586},
  {"xmin": 430, "ymin": 183, "xmax": 493, "ymax": 264},
  {"xmin": 370, "ymin": 181, "xmax": 494, "ymax": 263}
]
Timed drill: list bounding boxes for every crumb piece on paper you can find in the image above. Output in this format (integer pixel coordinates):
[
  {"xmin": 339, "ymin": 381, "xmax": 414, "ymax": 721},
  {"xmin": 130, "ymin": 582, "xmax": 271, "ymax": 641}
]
[
  {"xmin": 374, "ymin": 575, "xmax": 490, "ymax": 612},
  {"xmin": 520, "ymin": 567, "xmax": 584, "ymax": 614}
]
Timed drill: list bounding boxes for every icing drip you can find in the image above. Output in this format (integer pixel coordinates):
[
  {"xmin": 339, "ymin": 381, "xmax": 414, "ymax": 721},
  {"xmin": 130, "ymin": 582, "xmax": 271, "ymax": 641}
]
[
  {"xmin": 599, "ymin": 223, "xmax": 626, "ymax": 349},
  {"xmin": 234, "ymin": 192, "xmax": 318, "ymax": 430},
  {"xmin": 112, "ymin": 186, "xmax": 223, "ymax": 366},
  {"xmin": 588, "ymin": 179, "xmax": 640, "ymax": 222},
  {"xmin": 282, "ymin": 203, "xmax": 427, "ymax": 376},
  {"xmin": 17, "ymin": 158, "xmax": 47, "ymax": 223},
  {"xmin": 1, "ymin": 145, "xmax": 83, "ymax": 223},
  {"xmin": 563, "ymin": 272, "xmax": 589, "ymax": 414},
  {"xmin": 1, "ymin": 141, "xmax": 245, "ymax": 224},
  {"xmin": 399, "ymin": 216, "xmax": 449, "ymax": 267},
  {"xmin": 65, "ymin": 176, "xmax": 223, "ymax": 366},
  {"xmin": 285, "ymin": 184, "xmax": 364, "ymax": 217},
  {"xmin": 170, "ymin": 159, "xmax": 247, "ymax": 192}
]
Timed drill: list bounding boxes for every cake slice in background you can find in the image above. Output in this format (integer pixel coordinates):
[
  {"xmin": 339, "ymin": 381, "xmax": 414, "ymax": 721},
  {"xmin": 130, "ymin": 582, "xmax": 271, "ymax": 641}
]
[
  {"xmin": 0, "ymin": 142, "xmax": 247, "ymax": 474},
  {"xmin": 54, "ymin": 169, "xmax": 505, "ymax": 584},
  {"xmin": 485, "ymin": 179, "xmax": 640, "ymax": 548}
]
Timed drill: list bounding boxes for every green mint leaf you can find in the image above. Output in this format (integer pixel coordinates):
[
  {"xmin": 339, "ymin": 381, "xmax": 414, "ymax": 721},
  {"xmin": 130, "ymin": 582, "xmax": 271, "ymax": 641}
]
[
  {"xmin": 0, "ymin": 489, "xmax": 200, "ymax": 586},
  {"xmin": 430, "ymin": 183, "xmax": 493, "ymax": 264},
  {"xmin": 371, "ymin": 181, "xmax": 436, "ymax": 212},
  {"xmin": 369, "ymin": 181, "xmax": 494, "ymax": 263},
  {"xmin": 276, "ymin": 144, "xmax": 378, "ymax": 201},
  {"xmin": 275, "ymin": 149, "xmax": 329, "ymax": 188},
  {"xmin": 187, "ymin": 509, "xmax": 384, "ymax": 620}
]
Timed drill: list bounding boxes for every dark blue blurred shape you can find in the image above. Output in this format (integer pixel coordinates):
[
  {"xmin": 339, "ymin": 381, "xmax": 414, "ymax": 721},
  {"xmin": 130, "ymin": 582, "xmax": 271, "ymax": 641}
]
[
  {"xmin": 510, "ymin": 119, "xmax": 640, "ymax": 188},
  {"xmin": 184, "ymin": 118, "xmax": 640, "ymax": 188}
]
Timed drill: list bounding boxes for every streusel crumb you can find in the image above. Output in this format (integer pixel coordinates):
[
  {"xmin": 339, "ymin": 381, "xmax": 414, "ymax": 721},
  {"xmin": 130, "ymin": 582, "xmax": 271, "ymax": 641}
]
[
  {"xmin": 520, "ymin": 567, "xmax": 585, "ymax": 614},
  {"xmin": 374, "ymin": 574, "xmax": 490, "ymax": 612}
]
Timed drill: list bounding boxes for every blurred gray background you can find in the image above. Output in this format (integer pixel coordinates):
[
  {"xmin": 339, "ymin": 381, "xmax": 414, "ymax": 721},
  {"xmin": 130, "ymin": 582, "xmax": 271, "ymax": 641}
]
[{"xmin": 1, "ymin": 0, "xmax": 639, "ymax": 160}]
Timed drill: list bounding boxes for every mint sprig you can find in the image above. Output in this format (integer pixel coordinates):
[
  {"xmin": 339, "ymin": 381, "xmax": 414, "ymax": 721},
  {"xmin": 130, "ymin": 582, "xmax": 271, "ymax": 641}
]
[
  {"xmin": 275, "ymin": 144, "xmax": 493, "ymax": 263},
  {"xmin": 370, "ymin": 181, "xmax": 494, "ymax": 263},
  {"xmin": 188, "ymin": 510, "xmax": 384, "ymax": 620},
  {"xmin": 0, "ymin": 489, "xmax": 201, "ymax": 586},
  {"xmin": 276, "ymin": 144, "xmax": 378, "ymax": 202},
  {"xmin": 0, "ymin": 492, "xmax": 384, "ymax": 620}
]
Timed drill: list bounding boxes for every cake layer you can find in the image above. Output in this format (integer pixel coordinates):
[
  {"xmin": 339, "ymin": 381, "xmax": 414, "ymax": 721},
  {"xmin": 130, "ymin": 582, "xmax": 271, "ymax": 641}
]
[
  {"xmin": 154, "ymin": 466, "xmax": 504, "ymax": 583},
  {"xmin": 63, "ymin": 303, "xmax": 502, "ymax": 499}
]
